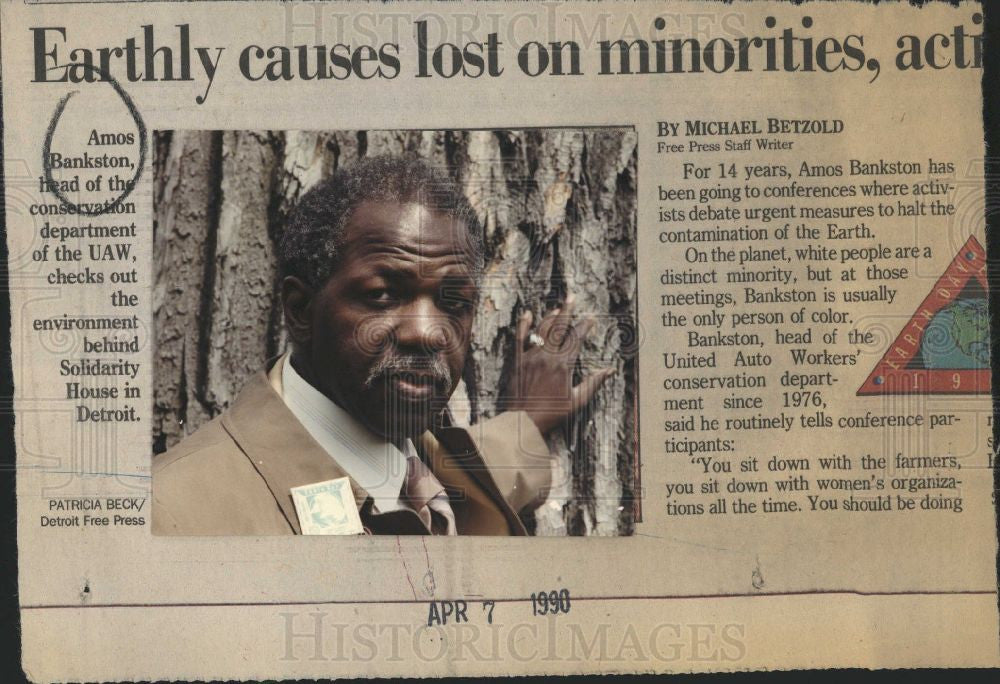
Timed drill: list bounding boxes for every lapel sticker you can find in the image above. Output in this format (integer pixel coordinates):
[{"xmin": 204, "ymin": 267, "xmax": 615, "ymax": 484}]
[
  {"xmin": 857, "ymin": 235, "xmax": 990, "ymax": 395},
  {"xmin": 291, "ymin": 477, "xmax": 364, "ymax": 535}
]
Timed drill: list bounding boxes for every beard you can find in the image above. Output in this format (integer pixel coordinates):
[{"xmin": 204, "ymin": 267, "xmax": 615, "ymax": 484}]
[
  {"xmin": 363, "ymin": 352, "xmax": 453, "ymax": 390},
  {"xmin": 362, "ymin": 352, "xmax": 454, "ymax": 440}
]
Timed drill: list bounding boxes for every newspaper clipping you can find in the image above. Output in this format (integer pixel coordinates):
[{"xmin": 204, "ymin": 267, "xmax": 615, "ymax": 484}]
[{"xmin": 2, "ymin": 0, "xmax": 997, "ymax": 679}]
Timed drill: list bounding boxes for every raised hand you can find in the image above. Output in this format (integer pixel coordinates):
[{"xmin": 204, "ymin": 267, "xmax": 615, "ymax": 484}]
[{"xmin": 503, "ymin": 294, "xmax": 615, "ymax": 435}]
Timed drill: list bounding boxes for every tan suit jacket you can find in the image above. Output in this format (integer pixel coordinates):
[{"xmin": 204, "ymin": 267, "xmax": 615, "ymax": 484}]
[{"xmin": 152, "ymin": 359, "xmax": 552, "ymax": 536}]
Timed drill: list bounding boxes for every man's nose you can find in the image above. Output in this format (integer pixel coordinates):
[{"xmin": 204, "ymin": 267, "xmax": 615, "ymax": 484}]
[{"xmin": 395, "ymin": 297, "xmax": 452, "ymax": 353}]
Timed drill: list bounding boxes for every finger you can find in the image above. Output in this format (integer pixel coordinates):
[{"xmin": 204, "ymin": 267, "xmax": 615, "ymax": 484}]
[
  {"xmin": 516, "ymin": 309, "xmax": 533, "ymax": 353},
  {"xmin": 558, "ymin": 294, "xmax": 576, "ymax": 319},
  {"xmin": 571, "ymin": 368, "xmax": 615, "ymax": 411},
  {"xmin": 562, "ymin": 315, "xmax": 596, "ymax": 354},
  {"xmin": 551, "ymin": 295, "xmax": 576, "ymax": 347},
  {"xmin": 546, "ymin": 294, "xmax": 577, "ymax": 347},
  {"xmin": 536, "ymin": 305, "xmax": 560, "ymax": 340}
]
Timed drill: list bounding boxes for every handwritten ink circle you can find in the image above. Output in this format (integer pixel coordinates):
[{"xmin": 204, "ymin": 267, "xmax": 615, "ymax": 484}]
[{"xmin": 42, "ymin": 64, "xmax": 147, "ymax": 217}]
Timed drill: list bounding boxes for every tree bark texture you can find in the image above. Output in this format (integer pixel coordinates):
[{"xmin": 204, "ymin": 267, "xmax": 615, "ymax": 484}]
[{"xmin": 153, "ymin": 128, "xmax": 638, "ymax": 536}]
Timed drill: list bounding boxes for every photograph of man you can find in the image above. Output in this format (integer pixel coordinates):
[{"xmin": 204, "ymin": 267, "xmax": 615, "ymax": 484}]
[{"xmin": 153, "ymin": 155, "xmax": 613, "ymax": 536}]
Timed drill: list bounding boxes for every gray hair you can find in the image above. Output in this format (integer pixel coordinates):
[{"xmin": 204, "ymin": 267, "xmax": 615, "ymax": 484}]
[{"xmin": 278, "ymin": 154, "xmax": 485, "ymax": 288}]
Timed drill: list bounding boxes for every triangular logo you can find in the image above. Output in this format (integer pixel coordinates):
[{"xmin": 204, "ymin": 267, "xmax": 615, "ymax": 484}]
[{"xmin": 857, "ymin": 235, "xmax": 990, "ymax": 395}]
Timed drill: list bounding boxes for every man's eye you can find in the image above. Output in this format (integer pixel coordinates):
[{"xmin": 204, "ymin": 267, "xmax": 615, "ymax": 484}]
[
  {"xmin": 440, "ymin": 297, "xmax": 473, "ymax": 314},
  {"xmin": 364, "ymin": 288, "xmax": 397, "ymax": 305}
]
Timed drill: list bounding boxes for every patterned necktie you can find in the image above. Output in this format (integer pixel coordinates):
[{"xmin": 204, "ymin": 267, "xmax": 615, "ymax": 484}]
[{"xmin": 402, "ymin": 453, "xmax": 457, "ymax": 536}]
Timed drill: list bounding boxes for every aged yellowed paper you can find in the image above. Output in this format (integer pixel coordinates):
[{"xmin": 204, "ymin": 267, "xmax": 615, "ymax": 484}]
[{"xmin": 2, "ymin": 0, "xmax": 996, "ymax": 679}]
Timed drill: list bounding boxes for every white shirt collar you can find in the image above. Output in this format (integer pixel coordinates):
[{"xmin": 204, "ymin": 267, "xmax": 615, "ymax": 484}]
[{"xmin": 280, "ymin": 356, "xmax": 409, "ymax": 512}]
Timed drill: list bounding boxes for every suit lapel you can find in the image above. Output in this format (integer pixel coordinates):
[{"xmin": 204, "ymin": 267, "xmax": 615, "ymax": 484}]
[
  {"xmin": 220, "ymin": 358, "xmax": 523, "ymax": 536},
  {"xmin": 422, "ymin": 427, "xmax": 526, "ymax": 535},
  {"xmin": 221, "ymin": 370, "xmax": 370, "ymax": 534}
]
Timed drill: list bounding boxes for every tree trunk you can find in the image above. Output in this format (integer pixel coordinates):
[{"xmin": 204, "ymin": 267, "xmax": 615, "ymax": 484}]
[{"xmin": 152, "ymin": 128, "xmax": 638, "ymax": 536}]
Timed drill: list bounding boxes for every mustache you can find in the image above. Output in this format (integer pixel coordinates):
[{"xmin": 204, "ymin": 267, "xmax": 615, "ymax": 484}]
[{"xmin": 363, "ymin": 353, "xmax": 453, "ymax": 389}]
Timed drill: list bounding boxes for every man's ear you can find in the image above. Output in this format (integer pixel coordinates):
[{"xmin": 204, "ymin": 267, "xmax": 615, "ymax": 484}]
[{"xmin": 280, "ymin": 276, "xmax": 315, "ymax": 346}]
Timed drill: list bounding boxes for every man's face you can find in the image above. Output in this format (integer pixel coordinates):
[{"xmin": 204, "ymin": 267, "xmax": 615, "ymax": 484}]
[{"xmin": 295, "ymin": 201, "xmax": 478, "ymax": 441}]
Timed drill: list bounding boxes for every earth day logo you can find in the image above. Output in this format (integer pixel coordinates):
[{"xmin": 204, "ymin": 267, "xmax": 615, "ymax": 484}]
[{"xmin": 858, "ymin": 235, "xmax": 990, "ymax": 395}]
